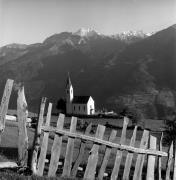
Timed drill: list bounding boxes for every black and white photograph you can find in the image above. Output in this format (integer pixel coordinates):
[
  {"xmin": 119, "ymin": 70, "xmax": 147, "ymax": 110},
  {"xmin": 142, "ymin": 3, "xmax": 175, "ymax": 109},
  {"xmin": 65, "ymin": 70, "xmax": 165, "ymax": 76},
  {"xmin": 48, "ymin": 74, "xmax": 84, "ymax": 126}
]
[{"xmin": 0, "ymin": 0, "xmax": 175, "ymax": 179}]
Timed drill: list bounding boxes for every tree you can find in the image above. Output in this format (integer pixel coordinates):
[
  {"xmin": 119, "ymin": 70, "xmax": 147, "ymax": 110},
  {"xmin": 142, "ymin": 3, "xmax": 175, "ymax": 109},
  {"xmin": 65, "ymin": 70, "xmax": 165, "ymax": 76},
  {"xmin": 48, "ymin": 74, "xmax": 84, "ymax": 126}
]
[
  {"xmin": 163, "ymin": 110, "xmax": 176, "ymax": 146},
  {"xmin": 120, "ymin": 106, "xmax": 145, "ymax": 128},
  {"xmin": 56, "ymin": 98, "xmax": 66, "ymax": 113}
]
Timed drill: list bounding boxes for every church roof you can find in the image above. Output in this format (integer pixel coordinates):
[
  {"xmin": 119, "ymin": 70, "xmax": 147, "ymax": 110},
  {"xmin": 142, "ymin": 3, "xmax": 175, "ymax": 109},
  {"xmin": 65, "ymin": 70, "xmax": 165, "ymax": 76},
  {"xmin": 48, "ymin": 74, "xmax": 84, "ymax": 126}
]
[{"xmin": 72, "ymin": 96, "xmax": 91, "ymax": 104}]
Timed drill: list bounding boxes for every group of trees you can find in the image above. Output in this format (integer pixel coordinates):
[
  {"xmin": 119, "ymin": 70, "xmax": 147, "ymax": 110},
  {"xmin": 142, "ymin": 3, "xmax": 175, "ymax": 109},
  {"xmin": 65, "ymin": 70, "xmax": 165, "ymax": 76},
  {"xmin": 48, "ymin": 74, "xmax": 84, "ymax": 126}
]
[{"xmin": 56, "ymin": 98, "xmax": 66, "ymax": 113}]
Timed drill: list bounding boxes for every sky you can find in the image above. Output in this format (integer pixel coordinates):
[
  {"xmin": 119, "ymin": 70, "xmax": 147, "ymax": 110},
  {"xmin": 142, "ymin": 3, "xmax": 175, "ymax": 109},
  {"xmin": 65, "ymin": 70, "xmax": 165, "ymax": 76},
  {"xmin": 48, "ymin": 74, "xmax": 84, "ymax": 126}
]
[{"xmin": 0, "ymin": 0, "xmax": 175, "ymax": 47}]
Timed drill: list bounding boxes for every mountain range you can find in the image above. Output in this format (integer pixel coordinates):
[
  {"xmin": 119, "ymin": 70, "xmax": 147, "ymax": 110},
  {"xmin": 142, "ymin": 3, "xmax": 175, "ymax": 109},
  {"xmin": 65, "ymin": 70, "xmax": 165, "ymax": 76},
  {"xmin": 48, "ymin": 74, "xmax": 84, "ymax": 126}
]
[{"xmin": 0, "ymin": 25, "xmax": 175, "ymax": 119}]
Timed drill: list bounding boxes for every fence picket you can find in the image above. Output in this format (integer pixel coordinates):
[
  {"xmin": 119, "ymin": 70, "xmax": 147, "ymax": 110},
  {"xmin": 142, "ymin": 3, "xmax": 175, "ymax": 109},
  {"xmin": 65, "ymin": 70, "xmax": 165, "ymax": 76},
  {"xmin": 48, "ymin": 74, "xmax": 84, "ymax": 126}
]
[
  {"xmin": 133, "ymin": 130, "xmax": 149, "ymax": 180},
  {"xmin": 31, "ymin": 97, "xmax": 46, "ymax": 174},
  {"xmin": 71, "ymin": 123, "xmax": 92, "ymax": 177},
  {"xmin": 84, "ymin": 125, "xmax": 105, "ymax": 180},
  {"xmin": 157, "ymin": 133, "xmax": 163, "ymax": 180},
  {"xmin": 111, "ymin": 116, "xmax": 129, "ymax": 180},
  {"xmin": 173, "ymin": 141, "xmax": 176, "ymax": 180},
  {"xmin": 17, "ymin": 86, "xmax": 29, "ymax": 167},
  {"xmin": 122, "ymin": 126, "xmax": 137, "ymax": 180},
  {"xmin": 36, "ymin": 103, "xmax": 52, "ymax": 176},
  {"xmin": 48, "ymin": 113, "xmax": 65, "ymax": 177},
  {"xmin": 165, "ymin": 141, "xmax": 173, "ymax": 180},
  {"xmin": 0, "ymin": 79, "xmax": 14, "ymax": 142},
  {"xmin": 98, "ymin": 129, "xmax": 117, "ymax": 180},
  {"xmin": 62, "ymin": 117, "xmax": 77, "ymax": 177},
  {"xmin": 146, "ymin": 135, "xmax": 157, "ymax": 180}
]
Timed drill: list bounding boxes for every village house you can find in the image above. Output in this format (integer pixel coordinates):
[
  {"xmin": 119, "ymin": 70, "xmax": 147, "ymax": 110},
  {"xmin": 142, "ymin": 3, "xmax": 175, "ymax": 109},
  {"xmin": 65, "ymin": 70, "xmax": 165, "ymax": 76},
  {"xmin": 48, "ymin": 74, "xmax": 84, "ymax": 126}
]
[{"xmin": 66, "ymin": 73, "xmax": 95, "ymax": 115}]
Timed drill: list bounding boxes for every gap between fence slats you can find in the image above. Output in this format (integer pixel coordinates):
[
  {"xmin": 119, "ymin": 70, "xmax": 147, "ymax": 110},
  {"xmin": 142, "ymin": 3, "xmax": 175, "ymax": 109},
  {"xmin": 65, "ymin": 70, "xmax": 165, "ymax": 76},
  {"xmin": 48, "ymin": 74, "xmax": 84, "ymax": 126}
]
[
  {"xmin": 98, "ymin": 129, "xmax": 117, "ymax": 180},
  {"xmin": 71, "ymin": 123, "xmax": 92, "ymax": 177}
]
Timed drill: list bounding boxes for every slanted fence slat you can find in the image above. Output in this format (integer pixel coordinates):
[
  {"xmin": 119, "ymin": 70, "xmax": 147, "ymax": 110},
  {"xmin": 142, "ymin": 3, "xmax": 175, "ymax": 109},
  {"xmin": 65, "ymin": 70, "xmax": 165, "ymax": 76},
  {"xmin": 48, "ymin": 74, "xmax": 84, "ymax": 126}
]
[
  {"xmin": 157, "ymin": 132, "xmax": 163, "ymax": 180},
  {"xmin": 122, "ymin": 126, "xmax": 137, "ymax": 180},
  {"xmin": 17, "ymin": 86, "xmax": 29, "ymax": 167},
  {"xmin": 133, "ymin": 130, "xmax": 149, "ymax": 180},
  {"xmin": 111, "ymin": 117, "xmax": 129, "ymax": 180},
  {"xmin": 71, "ymin": 123, "xmax": 92, "ymax": 177},
  {"xmin": 62, "ymin": 117, "xmax": 77, "ymax": 177},
  {"xmin": 173, "ymin": 141, "xmax": 176, "ymax": 180},
  {"xmin": 36, "ymin": 103, "xmax": 52, "ymax": 176},
  {"xmin": 0, "ymin": 79, "xmax": 14, "ymax": 142},
  {"xmin": 165, "ymin": 141, "xmax": 173, "ymax": 180},
  {"xmin": 48, "ymin": 113, "xmax": 65, "ymax": 177},
  {"xmin": 41, "ymin": 125, "xmax": 167, "ymax": 157},
  {"xmin": 98, "ymin": 129, "xmax": 117, "ymax": 180},
  {"xmin": 84, "ymin": 125, "xmax": 105, "ymax": 180},
  {"xmin": 31, "ymin": 97, "xmax": 46, "ymax": 174},
  {"xmin": 146, "ymin": 135, "xmax": 157, "ymax": 180}
]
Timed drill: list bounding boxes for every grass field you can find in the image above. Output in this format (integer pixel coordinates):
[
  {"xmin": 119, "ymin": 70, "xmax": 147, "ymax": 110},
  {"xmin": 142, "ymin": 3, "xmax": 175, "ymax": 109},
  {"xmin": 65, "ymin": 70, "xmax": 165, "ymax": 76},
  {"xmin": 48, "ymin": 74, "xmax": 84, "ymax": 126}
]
[{"xmin": 0, "ymin": 116, "xmax": 169, "ymax": 179}]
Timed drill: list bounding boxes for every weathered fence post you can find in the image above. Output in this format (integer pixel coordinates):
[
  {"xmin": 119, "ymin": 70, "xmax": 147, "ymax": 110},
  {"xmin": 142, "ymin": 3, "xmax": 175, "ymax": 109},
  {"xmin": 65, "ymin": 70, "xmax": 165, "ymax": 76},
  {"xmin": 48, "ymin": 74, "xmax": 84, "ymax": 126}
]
[
  {"xmin": 84, "ymin": 125, "xmax": 105, "ymax": 180},
  {"xmin": 165, "ymin": 141, "xmax": 173, "ymax": 180},
  {"xmin": 31, "ymin": 97, "xmax": 46, "ymax": 174},
  {"xmin": 62, "ymin": 117, "xmax": 77, "ymax": 177},
  {"xmin": 122, "ymin": 126, "xmax": 137, "ymax": 180},
  {"xmin": 17, "ymin": 85, "xmax": 29, "ymax": 167},
  {"xmin": 146, "ymin": 135, "xmax": 157, "ymax": 180},
  {"xmin": 157, "ymin": 133, "xmax": 163, "ymax": 180},
  {"xmin": 36, "ymin": 102, "xmax": 52, "ymax": 176},
  {"xmin": 0, "ymin": 79, "xmax": 14, "ymax": 143},
  {"xmin": 111, "ymin": 116, "xmax": 129, "ymax": 180},
  {"xmin": 133, "ymin": 130, "xmax": 149, "ymax": 180},
  {"xmin": 173, "ymin": 140, "xmax": 176, "ymax": 180},
  {"xmin": 48, "ymin": 113, "xmax": 65, "ymax": 177}
]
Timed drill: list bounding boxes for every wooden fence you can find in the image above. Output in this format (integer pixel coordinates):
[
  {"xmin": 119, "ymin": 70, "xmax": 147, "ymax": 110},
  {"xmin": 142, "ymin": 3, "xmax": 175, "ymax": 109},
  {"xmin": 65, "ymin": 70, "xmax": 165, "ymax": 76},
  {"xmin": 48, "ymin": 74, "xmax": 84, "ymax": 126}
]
[
  {"xmin": 31, "ymin": 98, "xmax": 176, "ymax": 180},
  {"xmin": 0, "ymin": 79, "xmax": 175, "ymax": 180}
]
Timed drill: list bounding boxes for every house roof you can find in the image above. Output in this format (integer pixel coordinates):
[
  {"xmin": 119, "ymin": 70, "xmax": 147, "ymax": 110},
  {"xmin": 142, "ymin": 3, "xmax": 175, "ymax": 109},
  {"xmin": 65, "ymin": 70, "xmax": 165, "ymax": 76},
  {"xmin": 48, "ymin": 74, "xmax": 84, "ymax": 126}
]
[{"xmin": 72, "ymin": 96, "xmax": 91, "ymax": 104}]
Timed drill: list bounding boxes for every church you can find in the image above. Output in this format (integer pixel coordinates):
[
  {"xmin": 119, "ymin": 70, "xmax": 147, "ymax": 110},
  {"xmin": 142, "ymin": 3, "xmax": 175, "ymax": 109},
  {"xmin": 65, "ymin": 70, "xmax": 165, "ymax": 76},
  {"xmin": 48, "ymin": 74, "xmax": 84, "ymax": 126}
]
[{"xmin": 66, "ymin": 74, "xmax": 95, "ymax": 115}]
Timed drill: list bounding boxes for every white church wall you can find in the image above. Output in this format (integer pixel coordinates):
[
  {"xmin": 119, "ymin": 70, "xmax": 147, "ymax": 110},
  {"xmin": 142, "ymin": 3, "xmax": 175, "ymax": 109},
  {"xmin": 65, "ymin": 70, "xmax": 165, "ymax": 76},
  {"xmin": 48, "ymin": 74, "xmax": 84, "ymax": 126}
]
[{"xmin": 72, "ymin": 103, "xmax": 87, "ymax": 115}]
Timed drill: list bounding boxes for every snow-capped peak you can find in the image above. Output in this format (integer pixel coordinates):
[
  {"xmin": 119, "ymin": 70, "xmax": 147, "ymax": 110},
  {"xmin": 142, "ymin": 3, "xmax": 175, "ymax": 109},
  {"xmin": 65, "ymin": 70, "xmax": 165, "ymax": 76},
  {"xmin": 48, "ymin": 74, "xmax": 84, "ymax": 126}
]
[
  {"xmin": 74, "ymin": 28, "xmax": 101, "ymax": 37},
  {"xmin": 116, "ymin": 30, "xmax": 151, "ymax": 38}
]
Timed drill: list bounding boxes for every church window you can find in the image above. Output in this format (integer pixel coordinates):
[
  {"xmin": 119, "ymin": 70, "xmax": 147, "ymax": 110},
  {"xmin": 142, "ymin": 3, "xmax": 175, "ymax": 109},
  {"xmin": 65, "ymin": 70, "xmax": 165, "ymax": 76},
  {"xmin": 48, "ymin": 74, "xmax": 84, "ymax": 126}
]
[
  {"xmin": 79, "ymin": 106, "xmax": 80, "ymax": 111},
  {"xmin": 74, "ymin": 106, "xmax": 75, "ymax": 111},
  {"xmin": 67, "ymin": 90, "xmax": 69, "ymax": 94},
  {"xmin": 84, "ymin": 106, "xmax": 86, "ymax": 111}
]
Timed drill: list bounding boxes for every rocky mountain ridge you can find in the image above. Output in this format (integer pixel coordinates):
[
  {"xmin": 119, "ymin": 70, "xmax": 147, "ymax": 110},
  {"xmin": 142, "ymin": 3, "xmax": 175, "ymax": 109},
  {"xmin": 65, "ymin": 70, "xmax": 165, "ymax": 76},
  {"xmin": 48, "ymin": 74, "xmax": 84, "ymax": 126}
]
[{"xmin": 0, "ymin": 25, "xmax": 175, "ymax": 119}]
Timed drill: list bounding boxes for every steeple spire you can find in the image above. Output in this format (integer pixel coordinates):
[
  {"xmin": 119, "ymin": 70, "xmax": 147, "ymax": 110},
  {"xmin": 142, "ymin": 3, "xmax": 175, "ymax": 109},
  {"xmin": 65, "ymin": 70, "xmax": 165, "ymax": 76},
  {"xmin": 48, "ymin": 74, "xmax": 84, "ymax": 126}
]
[{"xmin": 66, "ymin": 72, "xmax": 72, "ymax": 88}]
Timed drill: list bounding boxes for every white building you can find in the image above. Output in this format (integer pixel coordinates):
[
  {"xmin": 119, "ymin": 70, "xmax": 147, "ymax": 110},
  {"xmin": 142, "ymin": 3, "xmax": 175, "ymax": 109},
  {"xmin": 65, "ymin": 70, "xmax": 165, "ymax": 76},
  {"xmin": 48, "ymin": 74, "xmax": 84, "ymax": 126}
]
[{"xmin": 66, "ymin": 74, "xmax": 95, "ymax": 115}]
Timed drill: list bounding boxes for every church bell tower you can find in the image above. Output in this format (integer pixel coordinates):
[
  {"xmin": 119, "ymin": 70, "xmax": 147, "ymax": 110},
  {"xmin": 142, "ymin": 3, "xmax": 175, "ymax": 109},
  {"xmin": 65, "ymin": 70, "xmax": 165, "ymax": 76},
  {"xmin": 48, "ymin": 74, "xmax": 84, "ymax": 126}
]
[{"xmin": 66, "ymin": 73, "xmax": 74, "ymax": 114}]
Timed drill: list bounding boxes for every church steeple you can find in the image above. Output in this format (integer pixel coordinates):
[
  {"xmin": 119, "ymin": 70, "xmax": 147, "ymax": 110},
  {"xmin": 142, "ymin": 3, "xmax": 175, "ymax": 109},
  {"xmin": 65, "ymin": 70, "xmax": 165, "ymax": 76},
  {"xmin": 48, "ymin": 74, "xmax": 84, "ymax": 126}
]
[
  {"xmin": 66, "ymin": 72, "xmax": 72, "ymax": 88},
  {"xmin": 66, "ymin": 72, "xmax": 74, "ymax": 114}
]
